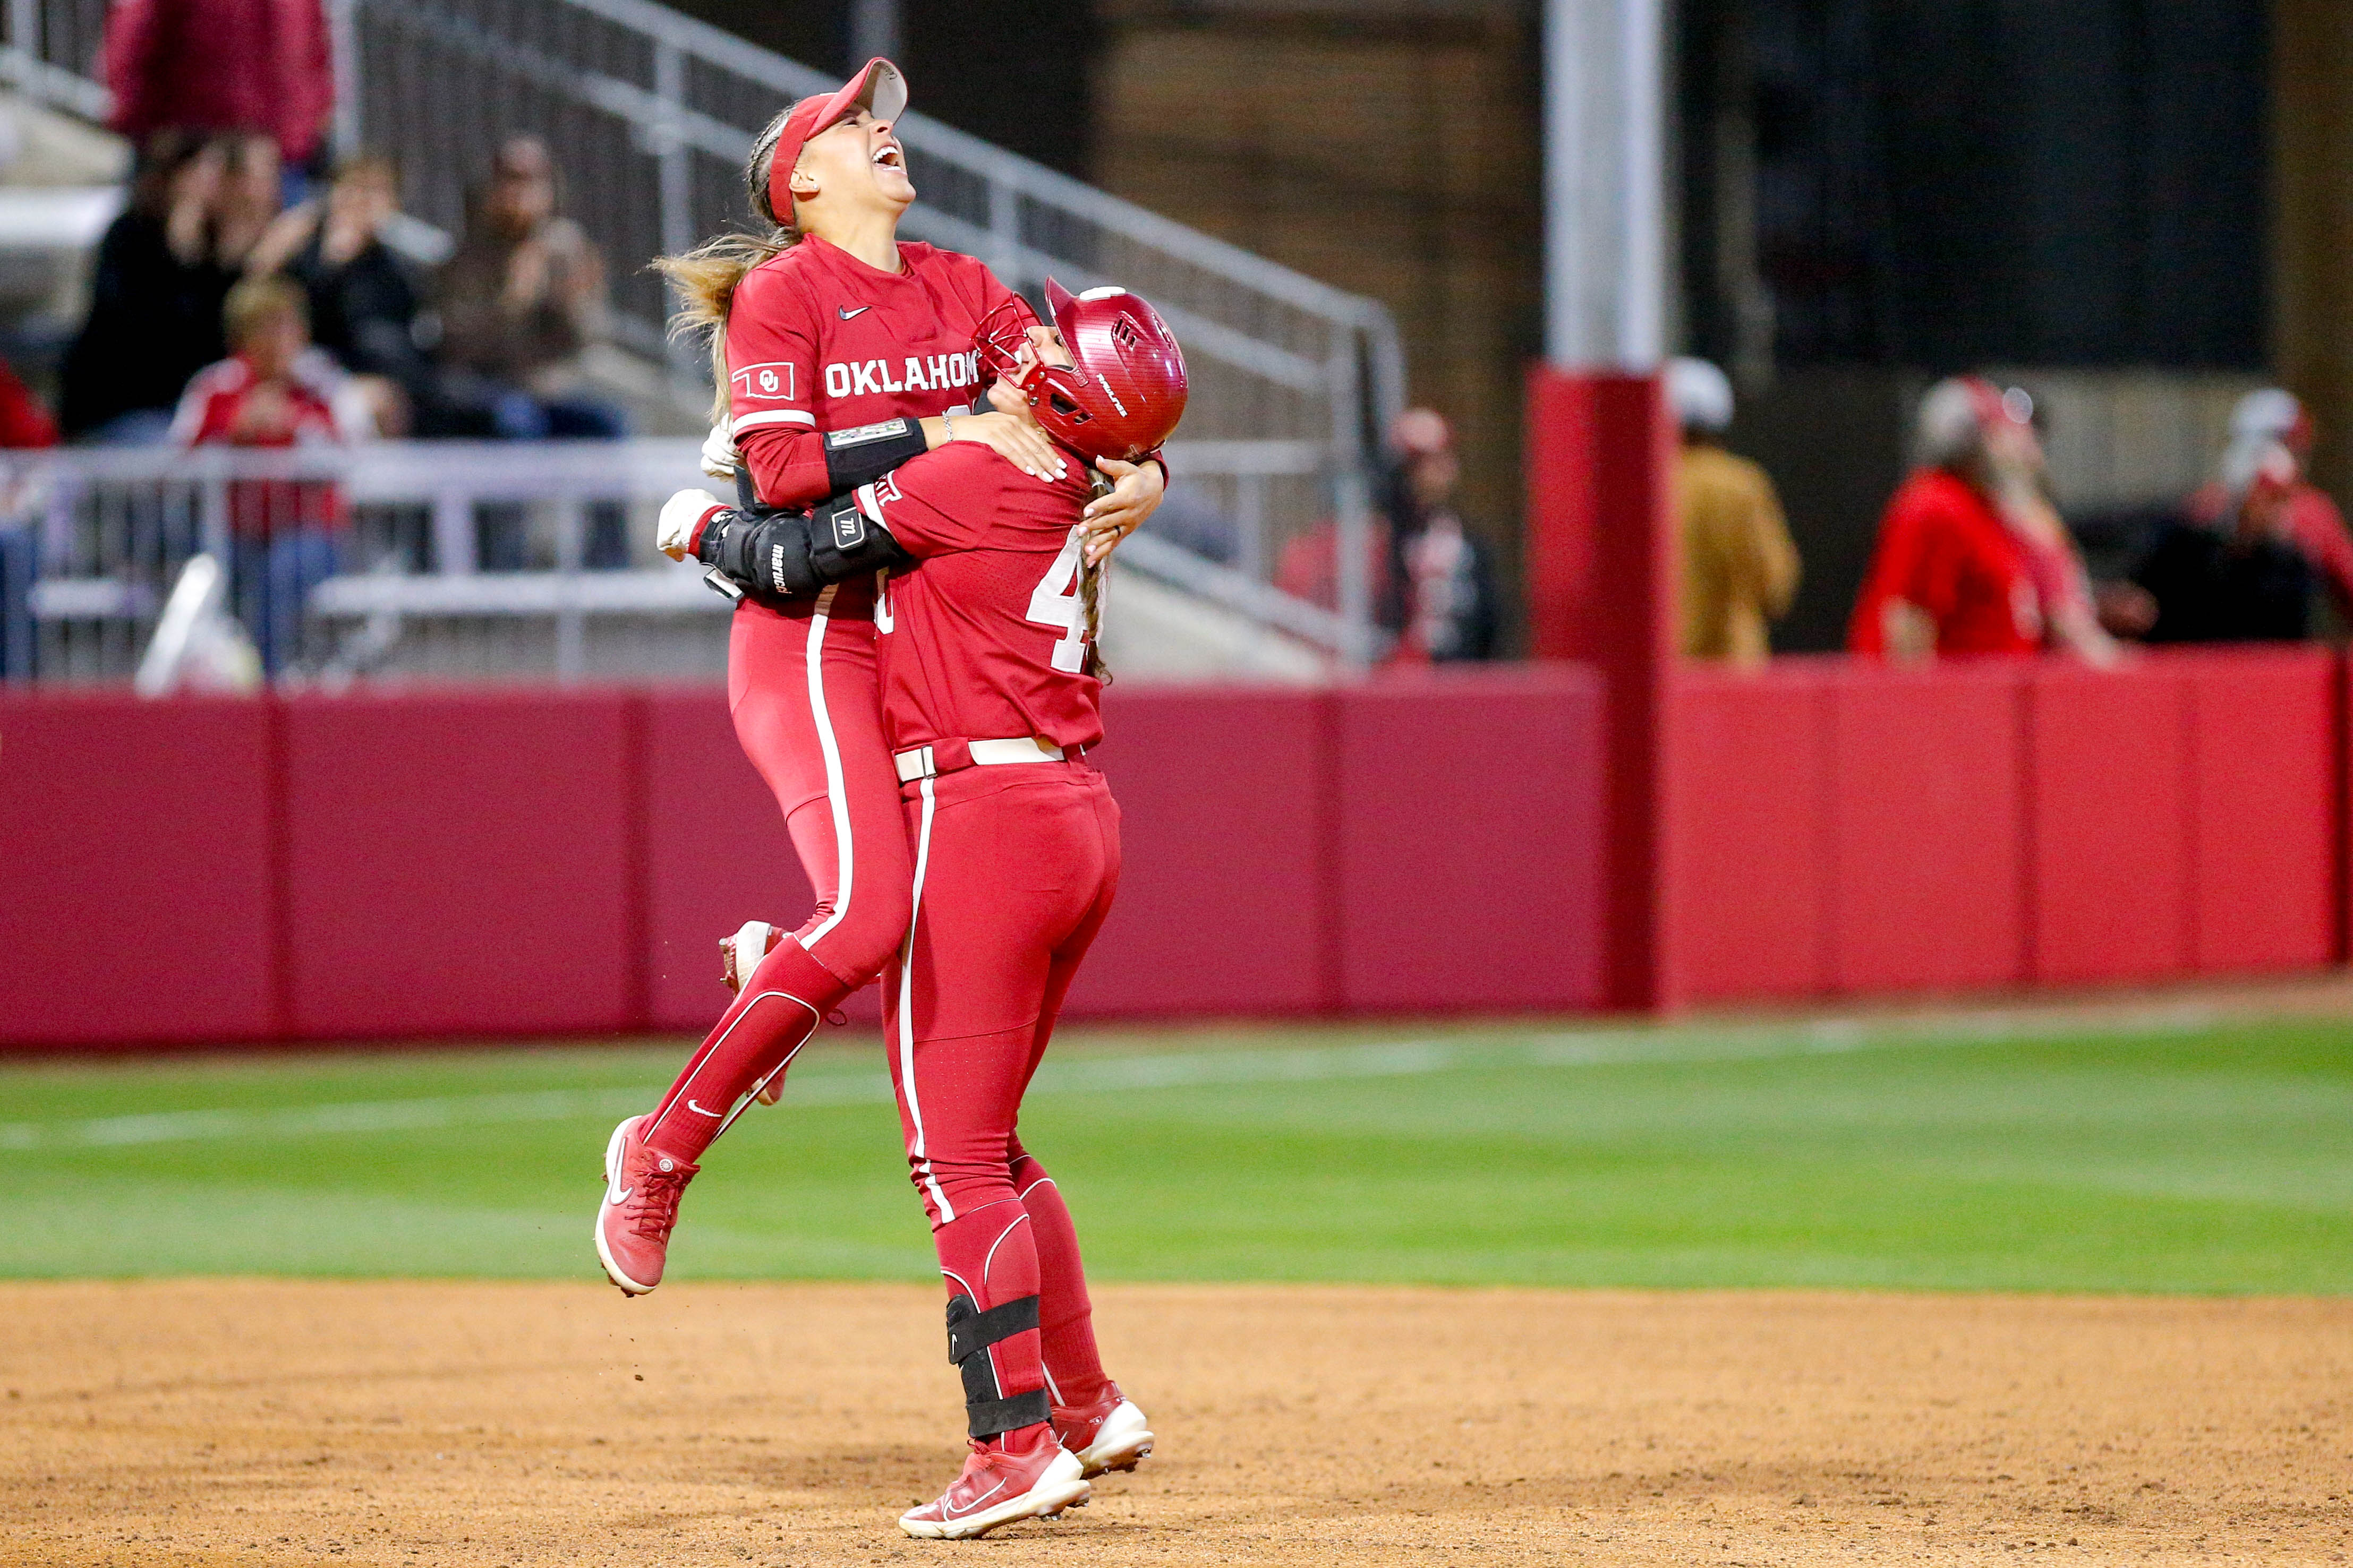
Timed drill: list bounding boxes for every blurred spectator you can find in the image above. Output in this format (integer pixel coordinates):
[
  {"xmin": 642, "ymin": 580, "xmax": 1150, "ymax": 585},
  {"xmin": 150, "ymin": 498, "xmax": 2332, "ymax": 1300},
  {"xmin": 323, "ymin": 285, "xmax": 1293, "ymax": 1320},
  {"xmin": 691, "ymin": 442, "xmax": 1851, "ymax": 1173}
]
[
  {"xmin": 437, "ymin": 136, "xmax": 620, "ymax": 441},
  {"xmin": 0, "ymin": 359, "xmax": 58, "ymax": 681},
  {"xmin": 1273, "ymin": 408, "xmax": 1497, "ymax": 662},
  {"xmin": 1668, "ymin": 357, "xmax": 1798, "ymax": 667},
  {"xmin": 58, "ymin": 132, "xmax": 236, "ymax": 441},
  {"xmin": 1382, "ymin": 409, "xmax": 1497, "ymax": 662},
  {"xmin": 172, "ymin": 276, "xmax": 364, "ymax": 672},
  {"xmin": 2184, "ymin": 389, "xmax": 2353, "ymax": 621},
  {"xmin": 209, "ymin": 131, "xmax": 284, "ymax": 271},
  {"xmin": 103, "ymin": 0, "xmax": 331, "ymax": 186},
  {"xmin": 1851, "ymin": 377, "xmax": 2117, "ymax": 664},
  {"xmin": 251, "ymin": 152, "xmax": 448, "ymax": 437},
  {"xmin": 2131, "ymin": 437, "xmax": 2313, "ymax": 645}
]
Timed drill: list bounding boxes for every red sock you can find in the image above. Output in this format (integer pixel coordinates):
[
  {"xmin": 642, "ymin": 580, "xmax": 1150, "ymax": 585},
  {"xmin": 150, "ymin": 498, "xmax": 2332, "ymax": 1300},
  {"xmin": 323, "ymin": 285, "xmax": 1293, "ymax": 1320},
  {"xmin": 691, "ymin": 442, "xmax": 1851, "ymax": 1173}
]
[
  {"xmin": 935, "ymin": 1198, "xmax": 1047, "ymax": 1443},
  {"xmin": 642, "ymin": 939, "xmax": 847, "ymax": 1162},
  {"xmin": 1010, "ymin": 1151, "xmax": 1110, "ymax": 1409}
]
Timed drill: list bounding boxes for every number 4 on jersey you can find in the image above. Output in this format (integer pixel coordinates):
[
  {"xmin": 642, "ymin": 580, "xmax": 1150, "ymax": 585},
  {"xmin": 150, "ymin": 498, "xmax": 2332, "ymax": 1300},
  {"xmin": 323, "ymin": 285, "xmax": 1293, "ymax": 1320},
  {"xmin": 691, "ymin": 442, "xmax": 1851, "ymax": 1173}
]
[{"xmin": 1027, "ymin": 526, "xmax": 1092, "ymax": 673}]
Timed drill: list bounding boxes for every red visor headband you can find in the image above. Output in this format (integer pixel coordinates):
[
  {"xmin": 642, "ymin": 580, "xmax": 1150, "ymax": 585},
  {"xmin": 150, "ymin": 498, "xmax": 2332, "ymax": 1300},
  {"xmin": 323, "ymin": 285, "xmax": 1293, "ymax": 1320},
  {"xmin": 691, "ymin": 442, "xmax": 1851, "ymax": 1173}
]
[{"xmin": 766, "ymin": 57, "xmax": 908, "ymax": 222}]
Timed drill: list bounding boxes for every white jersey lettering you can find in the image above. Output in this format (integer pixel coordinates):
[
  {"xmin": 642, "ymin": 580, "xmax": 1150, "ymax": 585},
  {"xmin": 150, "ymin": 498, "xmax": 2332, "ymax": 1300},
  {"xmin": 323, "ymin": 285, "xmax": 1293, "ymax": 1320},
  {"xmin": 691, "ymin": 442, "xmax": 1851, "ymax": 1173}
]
[{"xmin": 824, "ymin": 362, "xmax": 852, "ymax": 399}]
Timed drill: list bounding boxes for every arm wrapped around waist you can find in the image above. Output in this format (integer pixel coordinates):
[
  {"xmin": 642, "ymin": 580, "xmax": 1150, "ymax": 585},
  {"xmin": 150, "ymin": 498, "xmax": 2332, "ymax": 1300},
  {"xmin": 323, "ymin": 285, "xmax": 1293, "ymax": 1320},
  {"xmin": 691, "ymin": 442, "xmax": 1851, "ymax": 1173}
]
[{"xmin": 696, "ymin": 492, "xmax": 914, "ymax": 603}]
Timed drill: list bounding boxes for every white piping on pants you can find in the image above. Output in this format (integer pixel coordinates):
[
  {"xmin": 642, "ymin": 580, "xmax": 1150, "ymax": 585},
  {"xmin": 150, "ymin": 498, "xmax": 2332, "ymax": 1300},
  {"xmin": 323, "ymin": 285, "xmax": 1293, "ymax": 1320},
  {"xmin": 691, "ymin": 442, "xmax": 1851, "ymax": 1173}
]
[
  {"xmin": 899, "ymin": 776, "xmax": 951, "ymax": 1222},
  {"xmin": 796, "ymin": 585, "xmax": 855, "ymax": 954}
]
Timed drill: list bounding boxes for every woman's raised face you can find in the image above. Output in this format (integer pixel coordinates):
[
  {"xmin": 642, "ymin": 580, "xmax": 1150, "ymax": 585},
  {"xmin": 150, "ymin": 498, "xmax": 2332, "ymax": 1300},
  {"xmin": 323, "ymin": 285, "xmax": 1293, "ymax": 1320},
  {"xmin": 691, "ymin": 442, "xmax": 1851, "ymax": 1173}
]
[{"xmin": 791, "ymin": 109, "xmax": 914, "ymax": 216}]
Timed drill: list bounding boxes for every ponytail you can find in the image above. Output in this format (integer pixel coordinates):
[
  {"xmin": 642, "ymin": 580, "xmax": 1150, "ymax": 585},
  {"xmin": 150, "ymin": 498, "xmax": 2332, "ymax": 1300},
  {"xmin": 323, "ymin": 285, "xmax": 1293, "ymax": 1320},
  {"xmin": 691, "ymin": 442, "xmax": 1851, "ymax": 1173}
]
[
  {"xmin": 650, "ymin": 101, "xmax": 808, "ymax": 423},
  {"xmin": 1081, "ymin": 472, "xmax": 1114, "ymax": 686}
]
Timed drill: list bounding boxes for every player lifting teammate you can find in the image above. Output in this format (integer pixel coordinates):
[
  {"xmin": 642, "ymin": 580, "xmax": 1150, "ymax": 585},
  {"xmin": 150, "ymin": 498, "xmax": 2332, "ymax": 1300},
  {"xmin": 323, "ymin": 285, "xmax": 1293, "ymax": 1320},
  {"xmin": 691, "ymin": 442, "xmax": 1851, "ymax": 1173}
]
[
  {"xmin": 676, "ymin": 280, "xmax": 1188, "ymax": 1537},
  {"xmin": 593, "ymin": 58, "xmax": 1164, "ymax": 1297}
]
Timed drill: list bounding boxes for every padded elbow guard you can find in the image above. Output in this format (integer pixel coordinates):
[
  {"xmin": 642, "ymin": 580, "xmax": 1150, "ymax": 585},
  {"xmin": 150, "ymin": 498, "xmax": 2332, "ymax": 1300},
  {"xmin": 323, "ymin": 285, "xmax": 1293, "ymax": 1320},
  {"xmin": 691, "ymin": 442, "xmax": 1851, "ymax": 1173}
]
[{"xmin": 808, "ymin": 492, "xmax": 913, "ymax": 580}]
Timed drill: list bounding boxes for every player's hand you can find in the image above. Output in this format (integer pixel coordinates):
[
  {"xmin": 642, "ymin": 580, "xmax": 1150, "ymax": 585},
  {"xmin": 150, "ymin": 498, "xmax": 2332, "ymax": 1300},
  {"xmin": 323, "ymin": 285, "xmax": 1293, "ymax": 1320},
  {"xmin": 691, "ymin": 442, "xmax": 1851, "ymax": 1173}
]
[
  {"xmin": 658, "ymin": 487, "xmax": 723, "ymax": 562},
  {"xmin": 700, "ymin": 417, "xmax": 739, "ymax": 479},
  {"xmin": 1081, "ymin": 457, "xmax": 1164, "ymax": 565},
  {"xmin": 946, "ymin": 409, "xmax": 1067, "ymax": 482}
]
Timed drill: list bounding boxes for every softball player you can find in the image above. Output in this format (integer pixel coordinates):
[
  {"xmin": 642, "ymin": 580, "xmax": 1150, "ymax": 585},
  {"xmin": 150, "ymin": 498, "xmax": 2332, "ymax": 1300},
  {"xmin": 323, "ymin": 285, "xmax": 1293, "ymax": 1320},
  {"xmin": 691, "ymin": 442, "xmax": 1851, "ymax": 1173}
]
[
  {"xmin": 683, "ymin": 279, "xmax": 1187, "ymax": 1538},
  {"xmin": 595, "ymin": 58, "xmax": 1165, "ymax": 1297}
]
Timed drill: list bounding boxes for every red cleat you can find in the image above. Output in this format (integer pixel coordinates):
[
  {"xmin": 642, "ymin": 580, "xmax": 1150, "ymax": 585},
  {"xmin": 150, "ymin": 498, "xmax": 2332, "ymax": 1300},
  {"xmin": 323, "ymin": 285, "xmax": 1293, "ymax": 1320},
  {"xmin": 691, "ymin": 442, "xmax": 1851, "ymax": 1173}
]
[
  {"xmin": 593, "ymin": 1116, "xmax": 697, "ymax": 1296},
  {"xmin": 1053, "ymin": 1384, "xmax": 1154, "ymax": 1478},
  {"xmin": 897, "ymin": 1440, "xmax": 1090, "ymax": 1540}
]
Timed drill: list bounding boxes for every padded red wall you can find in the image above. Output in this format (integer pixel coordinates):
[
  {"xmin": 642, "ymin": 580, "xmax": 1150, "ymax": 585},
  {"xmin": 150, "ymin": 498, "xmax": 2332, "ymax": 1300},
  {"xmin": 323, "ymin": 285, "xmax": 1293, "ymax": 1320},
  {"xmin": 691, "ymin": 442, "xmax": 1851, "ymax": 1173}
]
[
  {"xmin": 278, "ymin": 691, "xmax": 638, "ymax": 1039},
  {"xmin": 2025, "ymin": 663, "xmax": 2194, "ymax": 985},
  {"xmin": 1334, "ymin": 667, "xmax": 1605, "ymax": 1013},
  {"xmin": 1665, "ymin": 663, "xmax": 1835, "ymax": 1001},
  {"xmin": 2183, "ymin": 648, "xmax": 2339, "ymax": 973},
  {"xmin": 1068, "ymin": 687, "xmax": 1338, "ymax": 1017},
  {"xmin": 638, "ymin": 688, "xmax": 829, "ymax": 1032},
  {"xmin": 0, "ymin": 692, "xmax": 277, "ymax": 1045},
  {"xmin": 1827, "ymin": 662, "xmax": 2029, "ymax": 993}
]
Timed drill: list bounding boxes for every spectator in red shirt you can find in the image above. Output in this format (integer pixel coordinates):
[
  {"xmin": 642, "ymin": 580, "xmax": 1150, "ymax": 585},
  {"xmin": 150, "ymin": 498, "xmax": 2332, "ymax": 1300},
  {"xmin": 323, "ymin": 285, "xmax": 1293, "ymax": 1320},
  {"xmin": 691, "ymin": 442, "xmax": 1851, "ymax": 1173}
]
[
  {"xmin": 172, "ymin": 274, "xmax": 363, "ymax": 673},
  {"xmin": 103, "ymin": 0, "xmax": 333, "ymax": 175},
  {"xmin": 1852, "ymin": 377, "xmax": 2119, "ymax": 664},
  {"xmin": 1852, "ymin": 378, "xmax": 2044, "ymax": 660}
]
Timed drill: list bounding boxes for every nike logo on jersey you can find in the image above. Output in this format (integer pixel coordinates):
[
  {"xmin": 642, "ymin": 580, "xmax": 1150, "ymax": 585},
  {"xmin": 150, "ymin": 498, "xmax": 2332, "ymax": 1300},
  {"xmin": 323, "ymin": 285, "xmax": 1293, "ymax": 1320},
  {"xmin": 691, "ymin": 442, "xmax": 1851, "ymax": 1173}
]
[{"xmin": 839, "ymin": 305, "xmax": 871, "ymax": 320}]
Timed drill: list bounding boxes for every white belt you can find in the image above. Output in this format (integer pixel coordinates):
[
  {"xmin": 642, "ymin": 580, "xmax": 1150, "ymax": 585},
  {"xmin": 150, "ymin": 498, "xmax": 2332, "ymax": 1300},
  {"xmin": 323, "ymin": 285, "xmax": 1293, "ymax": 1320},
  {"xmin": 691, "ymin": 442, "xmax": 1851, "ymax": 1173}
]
[{"xmin": 894, "ymin": 736, "xmax": 1065, "ymax": 783}]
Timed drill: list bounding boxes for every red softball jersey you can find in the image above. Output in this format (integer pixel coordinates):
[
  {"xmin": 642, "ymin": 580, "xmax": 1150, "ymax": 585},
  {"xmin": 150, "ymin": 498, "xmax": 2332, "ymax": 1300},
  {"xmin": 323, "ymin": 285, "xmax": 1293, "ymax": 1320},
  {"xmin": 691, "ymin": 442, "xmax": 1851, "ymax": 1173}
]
[
  {"xmin": 724, "ymin": 233, "xmax": 1035, "ymax": 511},
  {"xmin": 1849, "ymin": 467, "xmax": 2042, "ymax": 657},
  {"xmin": 855, "ymin": 442, "xmax": 1104, "ymax": 756}
]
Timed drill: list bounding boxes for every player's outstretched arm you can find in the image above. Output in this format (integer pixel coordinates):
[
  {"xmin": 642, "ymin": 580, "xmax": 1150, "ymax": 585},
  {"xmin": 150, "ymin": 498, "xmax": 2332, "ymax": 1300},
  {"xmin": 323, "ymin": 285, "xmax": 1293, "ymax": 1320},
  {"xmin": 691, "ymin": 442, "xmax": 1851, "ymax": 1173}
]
[{"xmin": 659, "ymin": 486, "xmax": 911, "ymax": 606}]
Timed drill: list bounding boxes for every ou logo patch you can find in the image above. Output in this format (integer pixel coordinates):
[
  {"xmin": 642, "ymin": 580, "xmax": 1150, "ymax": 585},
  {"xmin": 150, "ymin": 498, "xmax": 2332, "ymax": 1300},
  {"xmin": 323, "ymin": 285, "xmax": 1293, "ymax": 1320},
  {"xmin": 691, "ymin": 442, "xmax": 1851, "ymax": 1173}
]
[{"xmin": 759, "ymin": 369, "xmax": 779, "ymax": 393}]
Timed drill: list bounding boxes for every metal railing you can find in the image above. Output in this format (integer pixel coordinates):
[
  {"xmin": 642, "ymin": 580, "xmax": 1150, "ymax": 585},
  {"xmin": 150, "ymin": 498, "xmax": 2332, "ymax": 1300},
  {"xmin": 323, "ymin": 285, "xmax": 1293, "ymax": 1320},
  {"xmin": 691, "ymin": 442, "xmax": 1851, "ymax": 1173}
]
[
  {"xmin": 0, "ymin": 439, "xmax": 1344, "ymax": 687},
  {"xmin": 0, "ymin": 0, "xmax": 1403, "ymax": 662}
]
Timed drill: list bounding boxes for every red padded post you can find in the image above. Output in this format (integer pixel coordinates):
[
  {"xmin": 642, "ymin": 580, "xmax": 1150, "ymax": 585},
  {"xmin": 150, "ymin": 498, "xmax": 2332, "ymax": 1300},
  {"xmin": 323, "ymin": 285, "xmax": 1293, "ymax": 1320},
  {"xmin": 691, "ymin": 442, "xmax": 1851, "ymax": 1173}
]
[{"xmin": 1525, "ymin": 366, "xmax": 1677, "ymax": 1008}]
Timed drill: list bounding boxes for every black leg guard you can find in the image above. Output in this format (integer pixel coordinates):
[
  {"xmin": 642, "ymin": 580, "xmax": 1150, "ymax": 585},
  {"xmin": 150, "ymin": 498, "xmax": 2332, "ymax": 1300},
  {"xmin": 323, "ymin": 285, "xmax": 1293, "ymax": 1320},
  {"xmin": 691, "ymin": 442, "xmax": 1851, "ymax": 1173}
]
[{"xmin": 945, "ymin": 1293, "xmax": 1048, "ymax": 1438}]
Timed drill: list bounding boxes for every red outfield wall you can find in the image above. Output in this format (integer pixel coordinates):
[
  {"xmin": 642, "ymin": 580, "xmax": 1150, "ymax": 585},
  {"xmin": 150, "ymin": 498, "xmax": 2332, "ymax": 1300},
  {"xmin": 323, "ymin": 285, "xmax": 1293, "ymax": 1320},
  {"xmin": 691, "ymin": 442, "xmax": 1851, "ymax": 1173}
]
[
  {"xmin": 1663, "ymin": 647, "xmax": 2344, "ymax": 1004},
  {"xmin": 1, "ymin": 650, "xmax": 2338, "ymax": 1047},
  {"xmin": 0, "ymin": 669, "xmax": 1606, "ymax": 1047}
]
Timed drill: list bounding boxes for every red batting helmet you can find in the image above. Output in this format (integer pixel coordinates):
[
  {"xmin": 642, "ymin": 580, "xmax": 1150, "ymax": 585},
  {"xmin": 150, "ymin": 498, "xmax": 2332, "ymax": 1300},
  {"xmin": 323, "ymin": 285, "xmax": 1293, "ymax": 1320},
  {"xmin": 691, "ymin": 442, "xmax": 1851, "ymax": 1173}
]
[{"xmin": 981, "ymin": 279, "xmax": 1189, "ymax": 464}]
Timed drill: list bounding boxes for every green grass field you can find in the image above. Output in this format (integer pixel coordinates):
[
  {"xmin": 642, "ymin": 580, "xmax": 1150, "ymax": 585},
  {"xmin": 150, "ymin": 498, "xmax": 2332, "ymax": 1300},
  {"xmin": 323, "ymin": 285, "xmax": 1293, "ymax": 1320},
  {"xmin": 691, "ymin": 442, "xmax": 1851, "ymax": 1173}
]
[{"xmin": 4, "ymin": 1008, "xmax": 2350, "ymax": 1293}]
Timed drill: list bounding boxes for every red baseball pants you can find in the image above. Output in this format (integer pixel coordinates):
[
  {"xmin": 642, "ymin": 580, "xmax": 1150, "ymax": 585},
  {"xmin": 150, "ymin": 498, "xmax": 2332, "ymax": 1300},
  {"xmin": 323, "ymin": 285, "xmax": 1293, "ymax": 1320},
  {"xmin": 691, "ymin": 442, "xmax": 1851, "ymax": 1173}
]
[
  {"xmin": 645, "ymin": 587, "xmax": 910, "ymax": 1161},
  {"xmin": 886, "ymin": 760, "xmax": 1123, "ymax": 1423}
]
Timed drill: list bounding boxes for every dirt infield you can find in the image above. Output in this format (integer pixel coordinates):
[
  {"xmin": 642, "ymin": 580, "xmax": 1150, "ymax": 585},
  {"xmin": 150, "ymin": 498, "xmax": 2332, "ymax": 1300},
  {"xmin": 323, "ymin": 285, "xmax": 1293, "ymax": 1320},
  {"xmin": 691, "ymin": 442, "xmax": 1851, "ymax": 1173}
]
[{"xmin": 5, "ymin": 1281, "xmax": 2348, "ymax": 1566}]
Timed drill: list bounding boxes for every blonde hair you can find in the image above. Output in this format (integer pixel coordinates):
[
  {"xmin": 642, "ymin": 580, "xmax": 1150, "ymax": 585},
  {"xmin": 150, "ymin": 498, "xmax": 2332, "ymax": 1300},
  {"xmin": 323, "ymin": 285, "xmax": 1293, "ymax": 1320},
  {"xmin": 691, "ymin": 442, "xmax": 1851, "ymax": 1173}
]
[
  {"xmin": 223, "ymin": 273, "xmax": 306, "ymax": 347},
  {"xmin": 1081, "ymin": 472, "xmax": 1113, "ymax": 684},
  {"xmin": 652, "ymin": 102, "xmax": 808, "ymax": 421}
]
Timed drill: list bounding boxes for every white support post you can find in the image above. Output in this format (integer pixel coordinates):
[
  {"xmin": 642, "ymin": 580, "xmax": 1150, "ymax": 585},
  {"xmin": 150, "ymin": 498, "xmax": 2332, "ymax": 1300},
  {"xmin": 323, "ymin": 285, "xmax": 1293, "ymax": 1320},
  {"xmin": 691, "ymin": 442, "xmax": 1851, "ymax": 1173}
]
[
  {"xmin": 1544, "ymin": 0, "xmax": 1668, "ymax": 373},
  {"xmin": 848, "ymin": 0, "xmax": 901, "ymax": 69},
  {"xmin": 327, "ymin": 0, "xmax": 363, "ymax": 158},
  {"xmin": 1328, "ymin": 339, "xmax": 1373, "ymax": 671}
]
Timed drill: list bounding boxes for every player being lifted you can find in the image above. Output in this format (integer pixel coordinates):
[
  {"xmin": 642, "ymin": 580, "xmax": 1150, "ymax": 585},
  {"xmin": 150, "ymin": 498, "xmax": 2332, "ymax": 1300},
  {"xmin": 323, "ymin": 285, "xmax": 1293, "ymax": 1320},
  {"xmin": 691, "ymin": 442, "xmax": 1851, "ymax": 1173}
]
[
  {"xmin": 675, "ymin": 280, "xmax": 1188, "ymax": 1538},
  {"xmin": 594, "ymin": 58, "xmax": 1163, "ymax": 1298}
]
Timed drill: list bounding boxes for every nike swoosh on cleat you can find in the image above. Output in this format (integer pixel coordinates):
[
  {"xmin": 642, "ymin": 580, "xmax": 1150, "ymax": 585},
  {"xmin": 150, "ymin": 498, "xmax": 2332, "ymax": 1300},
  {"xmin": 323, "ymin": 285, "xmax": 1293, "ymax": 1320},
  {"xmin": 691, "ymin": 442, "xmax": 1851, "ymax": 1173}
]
[
  {"xmin": 686, "ymin": 1099, "xmax": 725, "ymax": 1117},
  {"xmin": 941, "ymin": 1478, "xmax": 1009, "ymax": 1518},
  {"xmin": 605, "ymin": 1173, "xmax": 632, "ymax": 1206},
  {"xmin": 838, "ymin": 305, "xmax": 871, "ymax": 320}
]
